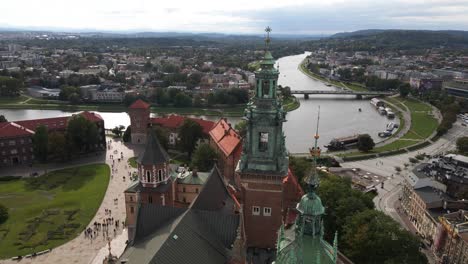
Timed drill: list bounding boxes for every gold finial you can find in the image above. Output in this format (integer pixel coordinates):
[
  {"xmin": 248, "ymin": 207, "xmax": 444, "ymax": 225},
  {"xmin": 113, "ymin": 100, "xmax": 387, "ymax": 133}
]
[{"xmin": 265, "ymin": 26, "xmax": 272, "ymax": 49}]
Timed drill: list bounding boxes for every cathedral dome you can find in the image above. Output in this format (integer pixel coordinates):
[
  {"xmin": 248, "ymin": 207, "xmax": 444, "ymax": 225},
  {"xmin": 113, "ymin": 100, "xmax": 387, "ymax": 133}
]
[{"xmin": 296, "ymin": 192, "xmax": 325, "ymax": 216}]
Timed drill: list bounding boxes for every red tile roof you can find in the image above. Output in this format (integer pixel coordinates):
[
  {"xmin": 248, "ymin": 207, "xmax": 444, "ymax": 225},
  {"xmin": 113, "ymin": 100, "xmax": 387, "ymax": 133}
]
[
  {"xmin": 283, "ymin": 168, "xmax": 304, "ymax": 197},
  {"xmin": 3, "ymin": 111, "xmax": 103, "ymax": 135},
  {"xmin": 129, "ymin": 99, "xmax": 150, "ymax": 109},
  {"xmin": 209, "ymin": 118, "xmax": 242, "ymax": 157},
  {"xmin": 0, "ymin": 122, "xmax": 34, "ymax": 139},
  {"xmin": 16, "ymin": 116, "xmax": 69, "ymax": 131},
  {"xmin": 151, "ymin": 115, "xmax": 215, "ymax": 135}
]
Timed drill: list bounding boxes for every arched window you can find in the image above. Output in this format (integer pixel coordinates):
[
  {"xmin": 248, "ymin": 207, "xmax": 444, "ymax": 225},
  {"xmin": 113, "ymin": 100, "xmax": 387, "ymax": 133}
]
[
  {"xmin": 146, "ymin": 171, "xmax": 151, "ymax": 182},
  {"xmin": 158, "ymin": 169, "xmax": 163, "ymax": 182}
]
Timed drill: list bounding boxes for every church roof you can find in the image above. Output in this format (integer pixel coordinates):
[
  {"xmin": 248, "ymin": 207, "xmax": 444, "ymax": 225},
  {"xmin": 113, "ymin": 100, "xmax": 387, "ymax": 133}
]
[
  {"xmin": 120, "ymin": 166, "xmax": 240, "ymax": 264},
  {"xmin": 129, "ymin": 99, "xmax": 150, "ymax": 109},
  {"xmin": 137, "ymin": 130, "xmax": 170, "ymax": 166},
  {"xmin": 209, "ymin": 118, "xmax": 242, "ymax": 157},
  {"xmin": 0, "ymin": 122, "xmax": 34, "ymax": 139}
]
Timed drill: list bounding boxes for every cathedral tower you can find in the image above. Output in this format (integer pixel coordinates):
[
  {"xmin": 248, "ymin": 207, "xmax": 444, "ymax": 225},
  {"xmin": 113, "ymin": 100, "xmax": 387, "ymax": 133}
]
[{"xmin": 237, "ymin": 27, "xmax": 290, "ymax": 249}]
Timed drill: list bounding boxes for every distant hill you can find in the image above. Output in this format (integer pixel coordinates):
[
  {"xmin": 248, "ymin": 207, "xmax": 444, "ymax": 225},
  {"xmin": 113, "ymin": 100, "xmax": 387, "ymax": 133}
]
[{"xmin": 321, "ymin": 29, "xmax": 468, "ymax": 50}]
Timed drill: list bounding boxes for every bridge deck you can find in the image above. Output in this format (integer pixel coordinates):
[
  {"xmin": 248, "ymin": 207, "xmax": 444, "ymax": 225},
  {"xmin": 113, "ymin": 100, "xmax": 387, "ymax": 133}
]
[{"xmin": 290, "ymin": 90, "xmax": 394, "ymax": 95}]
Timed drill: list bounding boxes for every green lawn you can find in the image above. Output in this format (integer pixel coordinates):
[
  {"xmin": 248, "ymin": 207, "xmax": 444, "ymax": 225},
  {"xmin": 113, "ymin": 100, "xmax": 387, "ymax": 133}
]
[
  {"xmin": 401, "ymin": 98, "xmax": 432, "ymax": 112},
  {"xmin": 0, "ymin": 95, "xmax": 29, "ymax": 104},
  {"xmin": 128, "ymin": 157, "xmax": 138, "ymax": 168},
  {"xmin": 0, "ymin": 164, "xmax": 110, "ymax": 258}
]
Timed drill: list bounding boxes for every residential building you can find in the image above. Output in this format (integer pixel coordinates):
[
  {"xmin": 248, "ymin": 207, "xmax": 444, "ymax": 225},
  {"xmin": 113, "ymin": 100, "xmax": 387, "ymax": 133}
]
[
  {"xmin": 27, "ymin": 86, "xmax": 61, "ymax": 99},
  {"xmin": 443, "ymin": 79, "xmax": 468, "ymax": 98},
  {"xmin": 433, "ymin": 210, "xmax": 468, "ymax": 264}
]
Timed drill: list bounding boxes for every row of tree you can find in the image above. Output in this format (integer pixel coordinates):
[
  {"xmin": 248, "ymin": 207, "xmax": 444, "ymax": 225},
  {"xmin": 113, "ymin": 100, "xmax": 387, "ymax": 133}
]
[
  {"xmin": 289, "ymin": 157, "xmax": 427, "ymax": 264},
  {"xmin": 0, "ymin": 76, "xmax": 22, "ymax": 97},
  {"xmin": 33, "ymin": 115, "xmax": 100, "ymax": 162}
]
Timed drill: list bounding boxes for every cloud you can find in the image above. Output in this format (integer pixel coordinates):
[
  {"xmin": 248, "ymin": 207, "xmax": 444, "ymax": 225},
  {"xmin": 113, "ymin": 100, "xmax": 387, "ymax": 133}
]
[{"xmin": 0, "ymin": 0, "xmax": 468, "ymax": 33}]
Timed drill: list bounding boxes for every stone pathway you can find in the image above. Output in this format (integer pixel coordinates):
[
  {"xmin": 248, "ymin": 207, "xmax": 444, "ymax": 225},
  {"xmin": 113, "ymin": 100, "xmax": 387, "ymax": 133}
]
[{"xmin": 0, "ymin": 137, "xmax": 143, "ymax": 264}]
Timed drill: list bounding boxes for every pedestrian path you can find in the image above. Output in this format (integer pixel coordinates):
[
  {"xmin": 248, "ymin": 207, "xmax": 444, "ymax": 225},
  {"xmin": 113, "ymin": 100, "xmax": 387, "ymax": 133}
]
[{"xmin": 0, "ymin": 137, "xmax": 143, "ymax": 264}]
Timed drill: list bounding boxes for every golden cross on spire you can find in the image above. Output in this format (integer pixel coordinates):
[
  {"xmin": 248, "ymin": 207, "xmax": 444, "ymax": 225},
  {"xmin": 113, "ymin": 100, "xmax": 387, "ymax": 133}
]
[{"xmin": 265, "ymin": 26, "xmax": 272, "ymax": 50}]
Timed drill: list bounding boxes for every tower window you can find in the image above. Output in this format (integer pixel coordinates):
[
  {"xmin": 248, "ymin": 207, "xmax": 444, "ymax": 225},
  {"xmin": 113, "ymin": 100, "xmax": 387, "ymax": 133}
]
[
  {"xmin": 263, "ymin": 207, "xmax": 272, "ymax": 216},
  {"xmin": 158, "ymin": 169, "xmax": 163, "ymax": 182},
  {"xmin": 148, "ymin": 196, "xmax": 153, "ymax": 204},
  {"xmin": 130, "ymin": 206, "xmax": 134, "ymax": 214},
  {"xmin": 259, "ymin": 132, "xmax": 269, "ymax": 152},
  {"xmin": 252, "ymin": 206, "xmax": 260, "ymax": 216},
  {"xmin": 146, "ymin": 171, "xmax": 151, "ymax": 182},
  {"xmin": 262, "ymin": 80, "xmax": 269, "ymax": 98}
]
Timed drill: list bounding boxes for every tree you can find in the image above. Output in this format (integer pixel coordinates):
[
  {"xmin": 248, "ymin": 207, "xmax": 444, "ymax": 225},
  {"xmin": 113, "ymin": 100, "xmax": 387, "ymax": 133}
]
[
  {"xmin": 123, "ymin": 126, "xmax": 131, "ymax": 143},
  {"xmin": 112, "ymin": 126, "xmax": 124, "ymax": 137},
  {"xmin": 0, "ymin": 203, "xmax": 8, "ymax": 225},
  {"xmin": 191, "ymin": 143, "xmax": 217, "ymax": 171},
  {"xmin": 33, "ymin": 125, "xmax": 48, "ymax": 163},
  {"xmin": 173, "ymin": 93, "xmax": 192, "ymax": 107},
  {"xmin": 357, "ymin": 134, "xmax": 375, "ymax": 152},
  {"xmin": 153, "ymin": 127, "xmax": 169, "ymax": 150},
  {"xmin": 0, "ymin": 115, "xmax": 7, "ymax": 123},
  {"xmin": 342, "ymin": 210, "xmax": 426, "ymax": 264},
  {"xmin": 456, "ymin": 136, "xmax": 468, "ymax": 154},
  {"xmin": 0, "ymin": 76, "xmax": 21, "ymax": 97},
  {"xmin": 59, "ymin": 86, "xmax": 80, "ymax": 101},
  {"xmin": 289, "ymin": 156, "xmax": 311, "ymax": 188},
  {"xmin": 66, "ymin": 115, "xmax": 99, "ymax": 153},
  {"xmin": 178, "ymin": 119, "xmax": 204, "ymax": 158},
  {"xmin": 48, "ymin": 132, "xmax": 67, "ymax": 160},
  {"xmin": 399, "ymin": 83, "xmax": 411, "ymax": 98},
  {"xmin": 234, "ymin": 120, "xmax": 247, "ymax": 137}
]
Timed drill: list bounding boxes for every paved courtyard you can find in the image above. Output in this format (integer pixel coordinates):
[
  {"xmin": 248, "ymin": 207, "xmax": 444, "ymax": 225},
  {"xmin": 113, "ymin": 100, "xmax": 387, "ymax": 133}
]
[{"xmin": 0, "ymin": 137, "xmax": 143, "ymax": 264}]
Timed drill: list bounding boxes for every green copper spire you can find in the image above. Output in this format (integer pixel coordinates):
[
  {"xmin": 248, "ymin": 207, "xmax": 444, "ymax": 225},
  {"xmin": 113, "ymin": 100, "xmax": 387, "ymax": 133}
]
[{"xmin": 238, "ymin": 26, "xmax": 288, "ymax": 175}]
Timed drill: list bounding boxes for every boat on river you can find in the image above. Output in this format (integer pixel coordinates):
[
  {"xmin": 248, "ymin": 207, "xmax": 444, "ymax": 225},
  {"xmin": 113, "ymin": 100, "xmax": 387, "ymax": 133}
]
[{"xmin": 325, "ymin": 134, "xmax": 360, "ymax": 151}]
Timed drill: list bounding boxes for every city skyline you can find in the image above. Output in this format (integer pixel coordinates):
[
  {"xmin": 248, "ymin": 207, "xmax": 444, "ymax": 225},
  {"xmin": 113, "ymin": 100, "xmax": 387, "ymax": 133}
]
[{"xmin": 1, "ymin": 0, "xmax": 468, "ymax": 34}]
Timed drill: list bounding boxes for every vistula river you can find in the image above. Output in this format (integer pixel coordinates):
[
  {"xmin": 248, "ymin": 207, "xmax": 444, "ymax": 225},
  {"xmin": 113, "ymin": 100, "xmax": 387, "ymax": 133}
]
[{"xmin": 1, "ymin": 53, "xmax": 395, "ymax": 154}]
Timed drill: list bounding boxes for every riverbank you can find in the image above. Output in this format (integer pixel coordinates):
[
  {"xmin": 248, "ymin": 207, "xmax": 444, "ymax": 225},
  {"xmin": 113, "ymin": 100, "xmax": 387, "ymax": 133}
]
[
  {"xmin": 337, "ymin": 96, "xmax": 440, "ymax": 161},
  {"xmin": 0, "ymin": 94, "xmax": 300, "ymax": 117},
  {"xmin": 299, "ymin": 59, "xmax": 368, "ymax": 92}
]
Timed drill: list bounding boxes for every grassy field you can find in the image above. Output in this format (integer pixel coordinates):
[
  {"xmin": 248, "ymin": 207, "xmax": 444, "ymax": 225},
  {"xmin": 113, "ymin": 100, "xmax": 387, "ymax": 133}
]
[
  {"xmin": 283, "ymin": 96, "xmax": 300, "ymax": 112},
  {"xmin": 0, "ymin": 164, "xmax": 110, "ymax": 258}
]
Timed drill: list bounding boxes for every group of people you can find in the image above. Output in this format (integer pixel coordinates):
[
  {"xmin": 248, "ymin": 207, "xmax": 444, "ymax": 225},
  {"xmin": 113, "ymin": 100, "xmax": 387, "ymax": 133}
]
[{"xmin": 84, "ymin": 209, "xmax": 125, "ymax": 241}]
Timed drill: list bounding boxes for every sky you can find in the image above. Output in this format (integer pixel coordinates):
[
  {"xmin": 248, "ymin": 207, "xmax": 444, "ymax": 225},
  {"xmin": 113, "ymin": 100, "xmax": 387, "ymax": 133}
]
[{"xmin": 1, "ymin": 0, "xmax": 468, "ymax": 34}]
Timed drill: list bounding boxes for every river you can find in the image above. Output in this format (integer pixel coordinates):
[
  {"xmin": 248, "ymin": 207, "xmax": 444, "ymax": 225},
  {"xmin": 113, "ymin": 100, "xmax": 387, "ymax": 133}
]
[{"xmin": 1, "ymin": 53, "xmax": 395, "ymax": 154}]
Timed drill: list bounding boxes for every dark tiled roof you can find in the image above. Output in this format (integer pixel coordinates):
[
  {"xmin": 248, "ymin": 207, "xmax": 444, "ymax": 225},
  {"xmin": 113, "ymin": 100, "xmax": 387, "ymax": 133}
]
[
  {"xmin": 121, "ymin": 166, "xmax": 240, "ymax": 264},
  {"xmin": 138, "ymin": 130, "xmax": 170, "ymax": 165},
  {"xmin": 135, "ymin": 205, "xmax": 187, "ymax": 242},
  {"xmin": 124, "ymin": 180, "xmax": 173, "ymax": 194},
  {"xmin": 191, "ymin": 166, "xmax": 234, "ymax": 212}
]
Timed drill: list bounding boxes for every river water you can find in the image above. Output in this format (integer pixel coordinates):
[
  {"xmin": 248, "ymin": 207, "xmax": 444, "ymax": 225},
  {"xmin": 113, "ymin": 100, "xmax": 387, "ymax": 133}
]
[{"xmin": 1, "ymin": 53, "xmax": 394, "ymax": 154}]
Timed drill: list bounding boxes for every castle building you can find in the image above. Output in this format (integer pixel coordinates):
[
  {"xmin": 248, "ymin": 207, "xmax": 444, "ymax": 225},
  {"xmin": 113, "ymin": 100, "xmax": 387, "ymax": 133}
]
[
  {"xmin": 0, "ymin": 111, "xmax": 105, "ymax": 166},
  {"xmin": 128, "ymin": 99, "xmax": 151, "ymax": 144},
  {"xmin": 127, "ymin": 100, "xmax": 215, "ymax": 146},
  {"xmin": 235, "ymin": 28, "xmax": 303, "ymax": 250}
]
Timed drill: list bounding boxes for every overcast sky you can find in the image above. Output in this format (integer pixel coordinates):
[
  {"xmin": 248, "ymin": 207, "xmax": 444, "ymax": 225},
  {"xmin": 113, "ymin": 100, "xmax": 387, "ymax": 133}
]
[{"xmin": 1, "ymin": 0, "xmax": 468, "ymax": 34}]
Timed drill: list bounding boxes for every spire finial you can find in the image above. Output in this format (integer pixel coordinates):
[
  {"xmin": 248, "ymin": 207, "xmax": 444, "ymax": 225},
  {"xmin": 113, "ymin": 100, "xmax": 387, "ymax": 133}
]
[
  {"xmin": 306, "ymin": 106, "xmax": 321, "ymax": 192},
  {"xmin": 265, "ymin": 26, "xmax": 272, "ymax": 50}
]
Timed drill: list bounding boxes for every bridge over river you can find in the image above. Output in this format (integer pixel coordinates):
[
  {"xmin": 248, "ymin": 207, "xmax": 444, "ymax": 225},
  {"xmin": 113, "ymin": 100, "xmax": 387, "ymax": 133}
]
[{"xmin": 290, "ymin": 90, "xmax": 395, "ymax": 99}]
